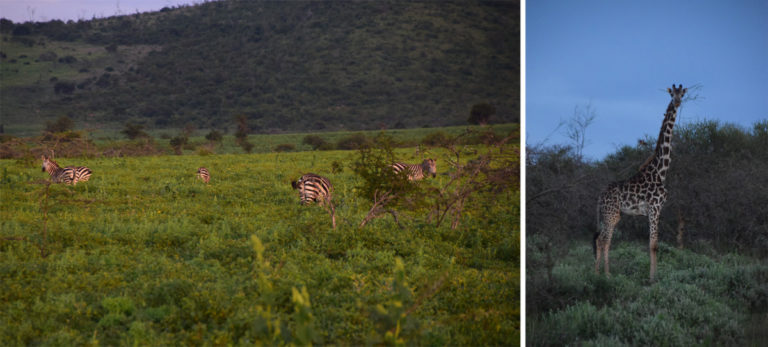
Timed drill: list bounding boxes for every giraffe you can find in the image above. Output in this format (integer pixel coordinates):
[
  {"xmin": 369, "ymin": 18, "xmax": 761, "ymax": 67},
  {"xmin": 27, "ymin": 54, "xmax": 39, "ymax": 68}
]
[{"xmin": 594, "ymin": 84, "xmax": 686, "ymax": 282}]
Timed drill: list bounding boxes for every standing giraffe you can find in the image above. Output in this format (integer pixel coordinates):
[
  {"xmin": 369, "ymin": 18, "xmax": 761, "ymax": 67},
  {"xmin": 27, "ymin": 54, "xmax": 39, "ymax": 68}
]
[{"xmin": 594, "ymin": 84, "xmax": 686, "ymax": 282}]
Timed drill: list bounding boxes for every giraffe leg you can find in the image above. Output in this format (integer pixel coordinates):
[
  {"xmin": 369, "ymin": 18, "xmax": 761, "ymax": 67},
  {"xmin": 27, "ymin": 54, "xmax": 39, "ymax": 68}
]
[
  {"xmin": 649, "ymin": 210, "xmax": 660, "ymax": 282},
  {"xmin": 594, "ymin": 232, "xmax": 602, "ymax": 274},
  {"xmin": 599, "ymin": 213, "xmax": 619, "ymax": 276}
]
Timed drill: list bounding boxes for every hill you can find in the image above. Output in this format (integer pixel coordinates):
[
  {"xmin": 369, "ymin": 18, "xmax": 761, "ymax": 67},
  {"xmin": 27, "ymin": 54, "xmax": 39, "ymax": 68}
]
[{"xmin": 0, "ymin": 0, "xmax": 520, "ymax": 136}]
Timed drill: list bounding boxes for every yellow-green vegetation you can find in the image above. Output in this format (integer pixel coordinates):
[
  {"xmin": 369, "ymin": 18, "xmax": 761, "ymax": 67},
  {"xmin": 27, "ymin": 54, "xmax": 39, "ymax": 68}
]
[{"xmin": 0, "ymin": 140, "xmax": 520, "ymax": 344}]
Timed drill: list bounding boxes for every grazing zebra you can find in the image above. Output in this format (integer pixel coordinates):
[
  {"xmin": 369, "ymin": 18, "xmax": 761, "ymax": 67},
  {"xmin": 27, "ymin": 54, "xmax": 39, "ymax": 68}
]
[
  {"xmin": 291, "ymin": 173, "xmax": 336, "ymax": 229},
  {"xmin": 197, "ymin": 167, "xmax": 211, "ymax": 183},
  {"xmin": 41, "ymin": 155, "xmax": 91, "ymax": 185},
  {"xmin": 391, "ymin": 158, "xmax": 437, "ymax": 181}
]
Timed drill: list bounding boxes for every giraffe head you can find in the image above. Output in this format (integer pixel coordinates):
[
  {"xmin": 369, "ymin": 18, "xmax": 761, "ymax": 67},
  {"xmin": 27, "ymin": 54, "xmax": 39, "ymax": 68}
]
[{"xmin": 667, "ymin": 84, "xmax": 687, "ymax": 107}]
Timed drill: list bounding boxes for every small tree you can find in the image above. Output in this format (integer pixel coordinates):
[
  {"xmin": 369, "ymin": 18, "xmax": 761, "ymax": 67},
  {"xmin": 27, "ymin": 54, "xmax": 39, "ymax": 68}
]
[
  {"xmin": 205, "ymin": 130, "xmax": 223, "ymax": 144},
  {"xmin": 234, "ymin": 115, "xmax": 254, "ymax": 153},
  {"xmin": 353, "ymin": 134, "xmax": 425, "ymax": 228},
  {"xmin": 121, "ymin": 122, "xmax": 148, "ymax": 140},
  {"xmin": 169, "ymin": 135, "xmax": 188, "ymax": 155},
  {"xmin": 44, "ymin": 116, "xmax": 74, "ymax": 133},
  {"xmin": 468, "ymin": 103, "xmax": 496, "ymax": 125}
]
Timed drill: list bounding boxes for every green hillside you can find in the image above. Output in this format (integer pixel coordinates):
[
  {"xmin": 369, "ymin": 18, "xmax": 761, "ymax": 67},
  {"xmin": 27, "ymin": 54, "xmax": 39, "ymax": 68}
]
[{"xmin": 0, "ymin": 0, "xmax": 519, "ymax": 136}]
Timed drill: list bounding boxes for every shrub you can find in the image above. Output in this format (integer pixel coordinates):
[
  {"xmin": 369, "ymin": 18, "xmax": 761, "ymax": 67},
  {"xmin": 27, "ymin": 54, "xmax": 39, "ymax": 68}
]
[
  {"xmin": 302, "ymin": 135, "xmax": 330, "ymax": 150},
  {"xmin": 205, "ymin": 130, "xmax": 223, "ymax": 143},
  {"xmin": 274, "ymin": 143, "xmax": 295, "ymax": 152},
  {"xmin": 121, "ymin": 123, "xmax": 148, "ymax": 140},
  {"xmin": 44, "ymin": 116, "xmax": 74, "ymax": 133},
  {"xmin": 169, "ymin": 135, "xmax": 188, "ymax": 155},
  {"xmin": 468, "ymin": 103, "xmax": 496, "ymax": 125},
  {"xmin": 336, "ymin": 133, "xmax": 370, "ymax": 150},
  {"xmin": 53, "ymin": 81, "xmax": 76, "ymax": 94},
  {"xmin": 421, "ymin": 131, "xmax": 449, "ymax": 146}
]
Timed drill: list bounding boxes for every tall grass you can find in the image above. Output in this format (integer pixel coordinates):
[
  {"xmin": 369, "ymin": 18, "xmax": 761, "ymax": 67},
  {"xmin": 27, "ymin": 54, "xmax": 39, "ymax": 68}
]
[{"xmin": 0, "ymin": 145, "xmax": 519, "ymax": 345}]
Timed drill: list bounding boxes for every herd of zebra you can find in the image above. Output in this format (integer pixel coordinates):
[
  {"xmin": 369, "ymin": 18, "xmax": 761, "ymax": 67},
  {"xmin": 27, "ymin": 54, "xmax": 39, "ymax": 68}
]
[{"xmin": 41, "ymin": 155, "xmax": 437, "ymax": 228}]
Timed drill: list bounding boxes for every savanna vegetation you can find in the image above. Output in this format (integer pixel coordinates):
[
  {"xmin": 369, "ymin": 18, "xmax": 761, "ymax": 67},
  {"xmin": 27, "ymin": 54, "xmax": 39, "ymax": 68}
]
[
  {"xmin": 0, "ymin": 0, "xmax": 519, "ymax": 136},
  {"xmin": 0, "ymin": 125, "xmax": 520, "ymax": 345},
  {"xmin": 526, "ymin": 118, "xmax": 768, "ymax": 345}
]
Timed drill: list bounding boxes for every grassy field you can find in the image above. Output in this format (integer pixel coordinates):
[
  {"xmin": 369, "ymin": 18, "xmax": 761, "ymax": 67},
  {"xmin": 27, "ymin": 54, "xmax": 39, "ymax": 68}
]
[
  {"xmin": 527, "ymin": 241, "xmax": 768, "ymax": 346},
  {"xmin": 0, "ymin": 142, "xmax": 520, "ymax": 344}
]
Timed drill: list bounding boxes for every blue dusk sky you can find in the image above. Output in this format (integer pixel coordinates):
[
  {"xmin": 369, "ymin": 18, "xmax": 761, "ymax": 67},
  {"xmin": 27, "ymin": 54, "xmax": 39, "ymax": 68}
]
[{"xmin": 526, "ymin": 0, "xmax": 768, "ymax": 160}]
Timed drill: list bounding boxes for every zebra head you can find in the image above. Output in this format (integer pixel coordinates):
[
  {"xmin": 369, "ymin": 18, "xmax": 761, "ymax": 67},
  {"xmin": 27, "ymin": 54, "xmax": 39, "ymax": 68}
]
[
  {"xmin": 41, "ymin": 155, "xmax": 53, "ymax": 172},
  {"xmin": 291, "ymin": 179, "xmax": 299, "ymax": 190},
  {"xmin": 422, "ymin": 158, "xmax": 437, "ymax": 178}
]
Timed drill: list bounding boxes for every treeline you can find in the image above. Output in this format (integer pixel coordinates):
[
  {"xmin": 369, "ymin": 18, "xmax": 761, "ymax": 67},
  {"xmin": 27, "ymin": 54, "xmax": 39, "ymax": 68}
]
[
  {"xmin": 0, "ymin": 0, "xmax": 519, "ymax": 134},
  {"xmin": 526, "ymin": 119, "xmax": 768, "ymax": 346},
  {"xmin": 0, "ymin": 121, "xmax": 518, "ymax": 160},
  {"xmin": 527, "ymin": 119, "xmax": 768, "ymax": 273}
]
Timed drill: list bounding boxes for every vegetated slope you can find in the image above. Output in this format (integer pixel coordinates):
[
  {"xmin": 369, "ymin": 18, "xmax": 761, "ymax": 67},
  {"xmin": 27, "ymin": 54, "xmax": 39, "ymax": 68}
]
[
  {"xmin": 0, "ymin": 143, "xmax": 520, "ymax": 345},
  {"xmin": 0, "ymin": 0, "xmax": 519, "ymax": 135}
]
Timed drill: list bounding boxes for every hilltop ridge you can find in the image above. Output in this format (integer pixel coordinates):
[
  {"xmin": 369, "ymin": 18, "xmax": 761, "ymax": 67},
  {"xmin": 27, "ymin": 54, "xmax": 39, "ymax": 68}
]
[{"xmin": 0, "ymin": 0, "xmax": 519, "ymax": 136}]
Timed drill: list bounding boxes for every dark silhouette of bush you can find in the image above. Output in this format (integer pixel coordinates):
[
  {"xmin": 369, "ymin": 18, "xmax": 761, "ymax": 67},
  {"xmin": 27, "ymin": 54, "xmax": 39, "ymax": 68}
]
[
  {"xmin": 421, "ymin": 131, "xmax": 449, "ymax": 146},
  {"xmin": 468, "ymin": 103, "xmax": 496, "ymax": 125},
  {"xmin": 169, "ymin": 135, "xmax": 188, "ymax": 155},
  {"xmin": 44, "ymin": 116, "xmax": 74, "ymax": 133},
  {"xmin": 205, "ymin": 130, "xmax": 223, "ymax": 143},
  {"xmin": 336, "ymin": 133, "xmax": 371, "ymax": 150},
  {"xmin": 121, "ymin": 123, "xmax": 149, "ymax": 140},
  {"xmin": 274, "ymin": 143, "xmax": 295, "ymax": 152},
  {"xmin": 53, "ymin": 81, "xmax": 76, "ymax": 94},
  {"xmin": 302, "ymin": 135, "xmax": 333, "ymax": 150}
]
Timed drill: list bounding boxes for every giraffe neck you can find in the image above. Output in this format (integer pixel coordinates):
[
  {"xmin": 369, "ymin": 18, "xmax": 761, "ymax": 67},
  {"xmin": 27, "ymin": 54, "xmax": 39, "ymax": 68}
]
[{"xmin": 644, "ymin": 99, "xmax": 680, "ymax": 182}]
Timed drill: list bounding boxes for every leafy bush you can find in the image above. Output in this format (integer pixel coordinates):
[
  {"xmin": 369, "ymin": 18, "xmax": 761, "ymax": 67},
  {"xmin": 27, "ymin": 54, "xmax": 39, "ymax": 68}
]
[
  {"xmin": 44, "ymin": 116, "xmax": 74, "ymax": 133},
  {"xmin": 336, "ymin": 133, "xmax": 371, "ymax": 150},
  {"xmin": 302, "ymin": 135, "xmax": 332, "ymax": 150},
  {"xmin": 274, "ymin": 143, "xmax": 295, "ymax": 152},
  {"xmin": 121, "ymin": 123, "xmax": 148, "ymax": 140}
]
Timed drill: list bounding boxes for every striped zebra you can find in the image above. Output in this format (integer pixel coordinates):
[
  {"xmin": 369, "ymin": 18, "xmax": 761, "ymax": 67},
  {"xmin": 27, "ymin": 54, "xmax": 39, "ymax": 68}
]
[
  {"xmin": 197, "ymin": 167, "xmax": 211, "ymax": 183},
  {"xmin": 391, "ymin": 158, "xmax": 437, "ymax": 181},
  {"xmin": 291, "ymin": 173, "xmax": 336, "ymax": 229},
  {"xmin": 41, "ymin": 155, "xmax": 91, "ymax": 185}
]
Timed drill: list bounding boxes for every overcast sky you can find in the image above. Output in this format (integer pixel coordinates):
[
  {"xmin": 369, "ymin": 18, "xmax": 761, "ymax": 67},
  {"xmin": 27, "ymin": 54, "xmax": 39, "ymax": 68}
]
[
  {"xmin": 0, "ymin": 0, "xmax": 196, "ymax": 23},
  {"xmin": 527, "ymin": 0, "xmax": 768, "ymax": 160}
]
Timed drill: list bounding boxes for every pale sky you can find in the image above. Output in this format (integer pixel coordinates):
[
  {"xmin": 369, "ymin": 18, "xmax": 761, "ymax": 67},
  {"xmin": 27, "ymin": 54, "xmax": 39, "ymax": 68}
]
[{"xmin": 0, "ymin": 0, "xmax": 197, "ymax": 23}]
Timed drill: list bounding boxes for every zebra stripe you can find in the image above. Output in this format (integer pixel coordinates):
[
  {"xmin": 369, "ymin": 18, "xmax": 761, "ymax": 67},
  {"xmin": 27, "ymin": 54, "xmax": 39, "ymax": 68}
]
[
  {"xmin": 41, "ymin": 155, "xmax": 91, "ymax": 185},
  {"xmin": 74, "ymin": 166, "xmax": 92, "ymax": 183},
  {"xmin": 291, "ymin": 173, "xmax": 333, "ymax": 205},
  {"xmin": 41, "ymin": 155, "xmax": 76, "ymax": 184},
  {"xmin": 391, "ymin": 158, "xmax": 437, "ymax": 181},
  {"xmin": 197, "ymin": 167, "xmax": 211, "ymax": 183},
  {"xmin": 291, "ymin": 173, "xmax": 336, "ymax": 229}
]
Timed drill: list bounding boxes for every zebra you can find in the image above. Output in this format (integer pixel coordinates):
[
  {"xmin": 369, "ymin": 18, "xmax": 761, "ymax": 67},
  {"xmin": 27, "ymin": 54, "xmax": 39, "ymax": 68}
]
[
  {"xmin": 197, "ymin": 167, "xmax": 211, "ymax": 183},
  {"xmin": 391, "ymin": 158, "xmax": 437, "ymax": 181},
  {"xmin": 73, "ymin": 166, "xmax": 92, "ymax": 183},
  {"xmin": 41, "ymin": 155, "xmax": 91, "ymax": 185},
  {"xmin": 291, "ymin": 173, "xmax": 336, "ymax": 229}
]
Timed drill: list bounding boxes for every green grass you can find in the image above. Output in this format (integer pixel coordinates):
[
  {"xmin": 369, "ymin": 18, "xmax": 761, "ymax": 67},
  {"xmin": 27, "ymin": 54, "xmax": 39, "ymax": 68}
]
[
  {"xmin": 527, "ymin": 242, "xmax": 768, "ymax": 346},
  {"xmin": 0, "ymin": 145, "xmax": 520, "ymax": 345}
]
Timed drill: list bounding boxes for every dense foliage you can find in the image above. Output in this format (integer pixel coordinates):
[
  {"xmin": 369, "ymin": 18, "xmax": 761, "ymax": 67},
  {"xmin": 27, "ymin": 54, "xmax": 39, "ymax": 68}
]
[
  {"xmin": 0, "ymin": 0, "xmax": 519, "ymax": 136},
  {"xmin": 526, "ymin": 119, "xmax": 768, "ymax": 345},
  {"xmin": 0, "ymin": 127, "xmax": 520, "ymax": 345}
]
